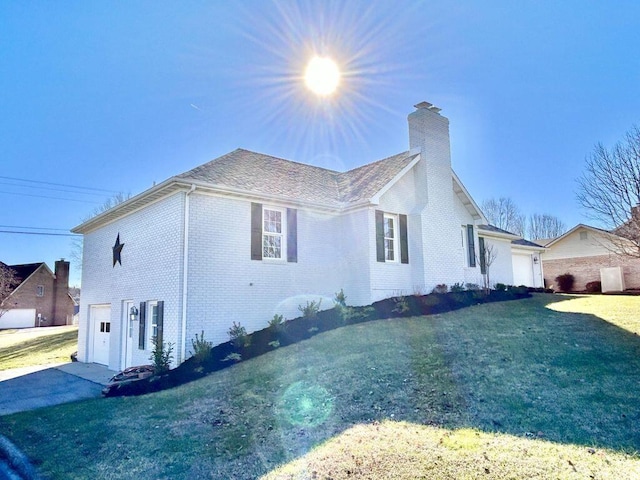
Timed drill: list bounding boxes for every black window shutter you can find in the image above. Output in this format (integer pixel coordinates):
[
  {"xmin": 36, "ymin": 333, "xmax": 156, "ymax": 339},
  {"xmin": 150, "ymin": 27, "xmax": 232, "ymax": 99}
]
[
  {"xmin": 479, "ymin": 237, "xmax": 487, "ymax": 274},
  {"xmin": 287, "ymin": 208, "xmax": 297, "ymax": 263},
  {"xmin": 467, "ymin": 224, "xmax": 476, "ymax": 267},
  {"xmin": 138, "ymin": 301, "xmax": 146, "ymax": 350},
  {"xmin": 156, "ymin": 301, "xmax": 164, "ymax": 345},
  {"xmin": 399, "ymin": 214, "xmax": 409, "ymax": 264},
  {"xmin": 251, "ymin": 203, "xmax": 263, "ymax": 260},
  {"xmin": 375, "ymin": 210, "xmax": 385, "ymax": 262}
]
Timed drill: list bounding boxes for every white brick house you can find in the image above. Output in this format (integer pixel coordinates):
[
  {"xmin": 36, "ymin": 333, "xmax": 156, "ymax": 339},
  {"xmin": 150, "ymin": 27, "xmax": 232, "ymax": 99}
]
[{"xmin": 73, "ymin": 102, "xmax": 533, "ymax": 370}]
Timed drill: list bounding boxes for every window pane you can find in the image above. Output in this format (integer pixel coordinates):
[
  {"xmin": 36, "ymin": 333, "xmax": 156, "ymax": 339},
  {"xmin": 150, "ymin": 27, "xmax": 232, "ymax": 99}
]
[
  {"xmin": 263, "ymin": 235, "xmax": 282, "ymax": 258},
  {"xmin": 264, "ymin": 209, "xmax": 282, "ymax": 233},
  {"xmin": 151, "ymin": 305, "xmax": 158, "ymax": 338},
  {"xmin": 385, "ymin": 239, "xmax": 395, "ymax": 261},
  {"xmin": 384, "ymin": 218, "xmax": 394, "ymax": 238}
]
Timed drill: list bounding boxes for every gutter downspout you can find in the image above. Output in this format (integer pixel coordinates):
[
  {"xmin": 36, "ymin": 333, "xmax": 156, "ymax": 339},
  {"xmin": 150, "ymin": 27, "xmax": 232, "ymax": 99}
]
[{"xmin": 180, "ymin": 184, "xmax": 196, "ymax": 363}]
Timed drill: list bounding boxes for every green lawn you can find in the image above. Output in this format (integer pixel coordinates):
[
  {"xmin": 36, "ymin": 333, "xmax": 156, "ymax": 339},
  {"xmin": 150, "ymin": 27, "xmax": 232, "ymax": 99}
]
[
  {"xmin": 1, "ymin": 294, "xmax": 639, "ymax": 479},
  {"xmin": 0, "ymin": 326, "xmax": 78, "ymax": 370}
]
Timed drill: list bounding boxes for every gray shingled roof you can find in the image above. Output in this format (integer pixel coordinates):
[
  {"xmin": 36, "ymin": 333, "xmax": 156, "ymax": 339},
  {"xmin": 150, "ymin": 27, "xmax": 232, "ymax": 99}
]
[
  {"xmin": 478, "ymin": 224, "xmax": 516, "ymax": 236},
  {"xmin": 177, "ymin": 148, "xmax": 418, "ymax": 207},
  {"xmin": 512, "ymin": 238, "xmax": 545, "ymax": 248}
]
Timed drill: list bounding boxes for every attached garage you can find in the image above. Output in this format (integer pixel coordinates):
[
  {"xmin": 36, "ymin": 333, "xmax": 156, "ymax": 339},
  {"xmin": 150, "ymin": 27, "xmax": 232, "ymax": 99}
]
[
  {"xmin": 511, "ymin": 239, "xmax": 545, "ymax": 288},
  {"xmin": 0, "ymin": 309, "xmax": 36, "ymax": 329}
]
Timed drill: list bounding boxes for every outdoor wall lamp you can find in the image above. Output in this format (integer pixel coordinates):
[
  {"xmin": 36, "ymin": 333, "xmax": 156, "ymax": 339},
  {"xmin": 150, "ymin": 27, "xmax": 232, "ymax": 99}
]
[
  {"xmin": 533, "ymin": 256, "xmax": 539, "ymax": 264},
  {"xmin": 129, "ymin": 305, "xmax": 139, "ymax": 321}
]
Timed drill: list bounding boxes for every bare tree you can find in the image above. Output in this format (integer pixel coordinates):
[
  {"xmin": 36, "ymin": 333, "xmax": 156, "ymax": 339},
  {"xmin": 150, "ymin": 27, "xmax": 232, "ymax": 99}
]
[
  {"xmin": 528, "ymin": 213, "xmax": 567, "ymax": 240},
  {"xmin": 481, "ymin": 197, "xmax": 526, "ymax": 236},
  {"xmin": 70, "ymin": 192, "xmax": 132, "ymax": 271},
  {"xmin": 478, "ymin": 240, "xmax": 498, "ymax": 294},
  {"xmin": 0, "ymin": 264, "xmax": 18, "ymax": 319},
  {"xmin": 577, "ymin": 125, "xmax": 640, "ymax": 258}
]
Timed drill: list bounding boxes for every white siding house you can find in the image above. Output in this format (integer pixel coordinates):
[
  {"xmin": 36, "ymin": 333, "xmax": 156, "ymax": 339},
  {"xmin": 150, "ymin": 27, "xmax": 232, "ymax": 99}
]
[{"xmin": 73, "ymin": 102, "xmax": 528, "ymax": 370}]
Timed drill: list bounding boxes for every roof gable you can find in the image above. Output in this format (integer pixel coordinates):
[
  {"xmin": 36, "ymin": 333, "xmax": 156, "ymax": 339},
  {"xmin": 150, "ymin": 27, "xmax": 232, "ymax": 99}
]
[
  {"xmin": 543, "ymin": 224, "xmax": 614, "ymax": 248},
  {"xmin": 1, "ymin": 262, "xmax": 52, "ymax": 298}
]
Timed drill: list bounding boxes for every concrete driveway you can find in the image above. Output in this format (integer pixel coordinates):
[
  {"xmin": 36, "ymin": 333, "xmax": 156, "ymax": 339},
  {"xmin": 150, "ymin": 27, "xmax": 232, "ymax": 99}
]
[{"xmin": 0, "ymin": 362, "xmax": 114, "ymax": 416}]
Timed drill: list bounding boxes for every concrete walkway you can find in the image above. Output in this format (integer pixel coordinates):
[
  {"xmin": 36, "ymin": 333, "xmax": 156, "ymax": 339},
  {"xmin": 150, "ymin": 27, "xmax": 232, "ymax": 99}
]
[{"xmin": 0, "ymin": 362, "xmax": 115, "ymax": 416}]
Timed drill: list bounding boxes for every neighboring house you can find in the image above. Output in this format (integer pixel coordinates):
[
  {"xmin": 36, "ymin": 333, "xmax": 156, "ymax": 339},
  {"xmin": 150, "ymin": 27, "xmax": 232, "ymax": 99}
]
[
  {"xmin": 72, "ymin": 101, "xmax": 540, "ymax": 370},
  {"xmin": 540, "ymin": 224, "xmax": 640, "ymax": 291},
  {"xmin": 0, "ymin": 260, "xmax": 75, "ymax": 329}
]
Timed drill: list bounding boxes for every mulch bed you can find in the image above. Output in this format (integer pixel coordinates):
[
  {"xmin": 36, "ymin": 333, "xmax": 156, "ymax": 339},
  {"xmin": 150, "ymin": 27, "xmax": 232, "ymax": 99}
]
[{"xmin": 102, "ymin": 289, "xmax": 533, "ymax": 397}]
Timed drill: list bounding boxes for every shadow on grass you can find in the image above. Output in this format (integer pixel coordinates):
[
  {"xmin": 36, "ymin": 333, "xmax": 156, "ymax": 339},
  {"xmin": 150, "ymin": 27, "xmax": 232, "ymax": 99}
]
[{"xmin": 0, "ymin": 330, "xmax": 78, "ymax": 368}]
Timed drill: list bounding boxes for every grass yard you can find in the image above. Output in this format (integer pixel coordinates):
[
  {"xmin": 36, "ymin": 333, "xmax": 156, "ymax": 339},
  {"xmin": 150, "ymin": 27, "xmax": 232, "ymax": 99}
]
[
  {"xmin": 1, "ymin": 294, "xmax": 639, "ymax": 479},
  {"xmin": 0, "ymin": 326, "xmax": 78, "ymax": 370}
]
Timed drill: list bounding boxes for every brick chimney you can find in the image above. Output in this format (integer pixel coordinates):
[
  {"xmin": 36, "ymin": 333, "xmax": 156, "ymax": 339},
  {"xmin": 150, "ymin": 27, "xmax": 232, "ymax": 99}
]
[
  {"xmin": 52, "ymin": 259, "xmax": 71, "ymax": 325},
  {"xmin": 407, "ymin": 101, "xmax": 464, "ymax": 287}
]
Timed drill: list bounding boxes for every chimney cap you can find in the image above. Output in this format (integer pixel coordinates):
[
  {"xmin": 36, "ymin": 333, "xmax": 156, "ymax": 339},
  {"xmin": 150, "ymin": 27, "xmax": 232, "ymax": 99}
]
[{"xmin": 414, "ymin": 101, "xmax": 442, "ymax": 113}]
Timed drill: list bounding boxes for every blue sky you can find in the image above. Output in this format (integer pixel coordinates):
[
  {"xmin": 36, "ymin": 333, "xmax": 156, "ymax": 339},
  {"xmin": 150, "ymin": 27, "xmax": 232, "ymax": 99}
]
[{"xmin": 1, "ymin": 1, "xmax": 639, "ymax": 286}]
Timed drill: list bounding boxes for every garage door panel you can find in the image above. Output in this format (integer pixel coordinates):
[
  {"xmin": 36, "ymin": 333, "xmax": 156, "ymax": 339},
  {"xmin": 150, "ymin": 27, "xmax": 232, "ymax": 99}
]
[{"xmin": 0, "ymin": 309, "xmax": 36, "ymax": 329}]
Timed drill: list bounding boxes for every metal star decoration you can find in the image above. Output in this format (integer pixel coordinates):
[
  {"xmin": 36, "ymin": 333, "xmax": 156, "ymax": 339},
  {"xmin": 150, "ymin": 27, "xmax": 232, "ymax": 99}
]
[{"xmin": 112, "ymin": 233, "xmax": 124, "ymax": 267}]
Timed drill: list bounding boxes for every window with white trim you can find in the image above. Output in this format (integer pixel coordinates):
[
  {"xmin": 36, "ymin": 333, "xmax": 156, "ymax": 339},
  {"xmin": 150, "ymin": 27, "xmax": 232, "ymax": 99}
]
[
  {"xmin": 262, "ymin": 207, "xmax": 285, "ymax": 259},
  {"xmin": 149, "ymin": 302, "xmax": 158, "ymax": 340},
  {"xmin": 461, "ymin": 225, "xmax": 476, "ymax": 267},
  {"xmin": 383, "ymin": 214, "xmax": 398, "ymax": 262}
]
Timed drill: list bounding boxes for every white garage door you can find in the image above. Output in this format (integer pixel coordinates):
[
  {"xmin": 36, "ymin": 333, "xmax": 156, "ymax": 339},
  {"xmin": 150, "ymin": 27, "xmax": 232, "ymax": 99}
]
[
  {"xmin": 512, "ymin": 254, "xmax": 534, "ymax": 287},
  {"xmin": 91, "ymin": 305, "xmax": 111, "ymax": 366},
  {"xmin": 0, "ymin": 309, "xmax": 36, "ymax": 329}
]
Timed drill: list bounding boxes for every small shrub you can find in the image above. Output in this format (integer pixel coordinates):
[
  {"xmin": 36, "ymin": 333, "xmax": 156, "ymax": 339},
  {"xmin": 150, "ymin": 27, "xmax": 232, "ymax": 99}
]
[
  {"xmin": 392, "ymin": 296, "xmax": 410, "ymax": 315},
  {"xmin": 268, "ymin": 340, "xmax": 280, "ymax": 349},
  {"xmin": 494, "ymin": 283, "xmax": 507, "ymax": 292},
  {"xmin": 421, "ymin": 295, "xmax": 441, "ymax": 307},
  {"xmin": 222, "ymin": 352, "xmax": 242, "ymax": 363},
  {"xmin": 308, "ymin": 326, "xmax": 319, "ymax": 334},
  {"xmin": 299, "ymin": 299, "xmax": 322, "ymax": 320},
  {"xmin": 190, "ymin": 330, "xmax": 212, "ymax": 363},
  {"xmin": 507, "ymin": 285, "xmax": 528, "ymax": 295},
  {"xmin": 585, "ymin": 281, "xmax": 602, "ymax": 293},
  {"xmin": 465, "ymin": 283, "xmax": 481, "ymax": 291},
  {"xmin": 268, "ymin": 313, "xmax": 284, "ymax": 329},
  {"xmin": 340, "ymin": 305, "xmax": 374, "ymax": 323},
  {"xmin": 555, "ymin": 273, "xmax": 575, "ymax": 292},
  {"xmin": 149, "ymin": 336, "xmax": 174, "ymax": 375},
  {"xmin": 450, "ymin": 282, "xmax": 466, "ymax": 293},
  {"xmin": 432, "ymin": 284, "xmax": 448, "ymax": 294},
  {"xmin": 334, "ymin": 289, "xmax": 347, "ymax": 307},
  {"xmin": 228, "ymin": 321, "xmax": 250, "ymax": 349}
]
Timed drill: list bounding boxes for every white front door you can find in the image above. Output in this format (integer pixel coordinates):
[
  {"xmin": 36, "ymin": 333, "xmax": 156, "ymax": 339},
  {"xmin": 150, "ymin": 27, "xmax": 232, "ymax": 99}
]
[
  {"xmin": 122, "ymin": 301, "xmax": 134, "ymax": 369},
  {"xmin": 91, "ymin": 305, "xmax": 111, "ymax": 366}
]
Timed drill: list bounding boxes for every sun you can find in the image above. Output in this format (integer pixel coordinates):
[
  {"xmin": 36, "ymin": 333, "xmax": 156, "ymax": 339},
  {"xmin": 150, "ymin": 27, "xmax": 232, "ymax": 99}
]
[{"xmin": 304, "ymin": 56, "xmax": 341, "ymax": 96}]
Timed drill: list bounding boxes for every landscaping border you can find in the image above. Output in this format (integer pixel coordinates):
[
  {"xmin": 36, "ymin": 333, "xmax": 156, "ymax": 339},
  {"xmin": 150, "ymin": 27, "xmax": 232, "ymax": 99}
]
[{"xmin": 102, "ymin": 288, "xmax": 533, "ymax": 397}]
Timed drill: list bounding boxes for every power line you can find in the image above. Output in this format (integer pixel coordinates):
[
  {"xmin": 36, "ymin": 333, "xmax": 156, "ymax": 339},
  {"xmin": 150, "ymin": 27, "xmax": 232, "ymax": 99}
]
[
  {"xmin": 0, "ymin": 230, "xmax": 80, "ymax": 237},
  {"xmin": 0, "ymin": 225, "xmax": 71, "ymax": 231},
  {"xmin": 0, "ymin": 182, "xmax": 110, "ymax": 198},
  {"xmin": 0, "ymin": 175, "xmax": 120, "ymax": 194},
  {"xmin": 0, "ymin": 190, "xmax": 101, "ymax": 204}
]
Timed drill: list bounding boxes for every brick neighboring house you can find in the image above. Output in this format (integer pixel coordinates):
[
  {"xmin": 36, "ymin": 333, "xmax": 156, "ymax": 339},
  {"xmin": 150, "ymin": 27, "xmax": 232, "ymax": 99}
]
[
  {"xmin": 540, "ymin": 224, "xmax": 640, "ymax": 291},
  {"xmin": 73, "ymin": 101, "xmax": 542, "ymax": 371},
  {"xmin": 0, "ymin": 260, "xmax": 76, "ymax": 329}
]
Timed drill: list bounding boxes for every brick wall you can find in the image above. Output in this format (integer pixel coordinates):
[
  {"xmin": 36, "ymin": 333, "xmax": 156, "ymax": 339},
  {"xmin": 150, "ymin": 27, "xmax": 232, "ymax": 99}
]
[
  {"xmin": 543, "ymin": 254, "xmax": 640, "ymax": 291},
  {"xmin": 79, "ymin": 192, "xmax": 185, "ymax": 369}
]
